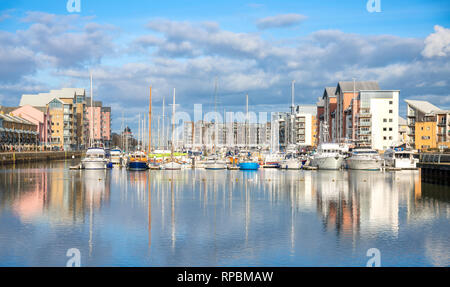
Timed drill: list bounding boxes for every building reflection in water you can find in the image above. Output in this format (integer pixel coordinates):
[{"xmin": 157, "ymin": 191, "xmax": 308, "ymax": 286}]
[{"xmin": 1, "ymin": 161, "xmax": 450, "ymax": 266}]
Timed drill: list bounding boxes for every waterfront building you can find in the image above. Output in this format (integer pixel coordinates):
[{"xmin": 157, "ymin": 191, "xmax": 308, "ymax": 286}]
[
  {"xmin": 10, "ymin": 105, "xmax": 52, "ymax": 148},
  {"xmin": 398, "ymin": 117, "xmax": 409, "ymax": 145},
  {"xmin": 405, "ymin": 100, "xmax": 450, "ymax": 150},
  {"xmin": 101, "ymin": 107, "xmax": 112, "ymax": 148},
  {"xmin": 0, "ymin": 113, "xmax": 38, "ymax": 152},
  {"xmin": 320, "ymin": 87, "xmax": 337, "ymax": 143}
]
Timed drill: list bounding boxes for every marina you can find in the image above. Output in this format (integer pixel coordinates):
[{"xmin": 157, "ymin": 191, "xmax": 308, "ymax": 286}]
[{"xmin": 0, "ymin": 160, "xmax": 448, "ymax": 267}]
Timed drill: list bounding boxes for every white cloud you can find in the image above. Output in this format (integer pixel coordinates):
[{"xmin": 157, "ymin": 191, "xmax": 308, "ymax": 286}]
[
  {"xmin": 256, "ymin": 14, "xmax": 307, "ymax": 30},
  {"xmin": 422, "ymin": 25, "xmax": 450, "ymax": 58}
]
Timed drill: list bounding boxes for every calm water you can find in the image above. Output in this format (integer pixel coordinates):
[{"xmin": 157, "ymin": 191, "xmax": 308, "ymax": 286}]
[{"xmin": 0, "ymin": 161, "xmax": 449, "ymax": 267}]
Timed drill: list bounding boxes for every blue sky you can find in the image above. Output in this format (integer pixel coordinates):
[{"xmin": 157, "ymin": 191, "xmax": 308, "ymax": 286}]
[{"xmin": 0, "ymin": 0, "xmax": 449, "ymax": 133}]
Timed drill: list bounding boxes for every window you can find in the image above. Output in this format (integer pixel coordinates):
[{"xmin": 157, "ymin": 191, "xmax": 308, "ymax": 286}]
[
  {"xmin": 389, "ymin": 110, "xmax": 393, "ymax": 114},
  {"xmin": 389, "ymin": 136, "xmax": 392, "ymax": 140},
  {"xmin": 389, "ymin": 119, "xmax": 393, "ymax": 122},
  {"xmin": 389, "ymin": 128, "xmax": 393, "ymax": 131},
  {"xmin": 383, "ymin": 128, "xmax": 387, "ymax": 131},
  {"xmin": 389, "ymin": 101, "xmax": 393, "ymax": 105},
  {"xmin": 383, "ymin": 136, "xmax": 387, "ymax": 140},
  {"xmin": 383, "ymin": 119, "xmax": 387, "ymax": 123}
]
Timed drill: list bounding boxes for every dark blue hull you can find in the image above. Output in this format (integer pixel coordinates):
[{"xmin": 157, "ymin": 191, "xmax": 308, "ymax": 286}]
[{"xmin": 128, "ymin": 161, "xmax": 148, "ymax": 171}]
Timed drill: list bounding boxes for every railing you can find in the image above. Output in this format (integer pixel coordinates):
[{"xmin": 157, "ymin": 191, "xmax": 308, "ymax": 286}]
[{"xmin": 421, "ymin": 153, "xmax": 450, "ymax": 164}]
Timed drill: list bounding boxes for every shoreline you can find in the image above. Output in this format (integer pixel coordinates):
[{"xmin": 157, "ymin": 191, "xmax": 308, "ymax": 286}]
[{"xmin": 0, "ymin": 151, "xmax": 84, "ymax": 165}]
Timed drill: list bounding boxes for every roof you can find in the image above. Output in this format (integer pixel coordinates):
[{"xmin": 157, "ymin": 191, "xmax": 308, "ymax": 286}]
[
  {"xmin": 0, "ymin": 113, "xmax": 36, "ymax": 126},
  {"xmin": 316, "ymin": 97, "xmax": 324, "ymax": 107},
  {"xmin": 398, "ymin": 117, "xmax": 407, "ymax": 125},
  {"xmin": 20, "ymin": 88, "xmax": 85, "ymax": 107},
  {"xmin": 404, "ymin": 100, "xmax": 442, "ymax": 114},
  {"xmin": 0, "ymin": 106, "xmax": 18, "ymax": 114},
  {"xmin": 323, "ymin": 87, "xmax": 337, "ymax": 99},
  {"xmin": 336, "ymin": 81, "xmax": 380, "ymax": 93}
]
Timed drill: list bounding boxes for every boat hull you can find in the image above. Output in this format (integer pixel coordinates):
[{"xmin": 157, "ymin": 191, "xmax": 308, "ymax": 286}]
[
  {"xmin": 82, "ymin": 160, "xmax": 108, "ymax": 170},
  {"xmin": 239, "ymin": 162, "xmax": 260, "ymax": 170},
  {"xmin": 346, "ymin": 159, "xmax": 382, "ymax": 170},
  {"xmin": 205, "ymin": 162, "xmax": 227, "ymax": 170},
  {"xmin": 314, "ymin": 156, "xmax": 344, "ymax": 170},
  {"xmin": 128, "ymin": 161, "xmax": 148, "ymax": 171}
]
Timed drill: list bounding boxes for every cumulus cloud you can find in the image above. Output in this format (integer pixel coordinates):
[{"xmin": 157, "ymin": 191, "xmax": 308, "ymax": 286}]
[
  {"xmin": 422, "ymin": 25, "xmax": 450, "ymax": 58},
  {"xmin": 256, "ymin": 14, "xmax": 307, "ymax": 30},
  {"xmin": 0, "ymin": 12, "xmax": 115, "ymax": 83}
]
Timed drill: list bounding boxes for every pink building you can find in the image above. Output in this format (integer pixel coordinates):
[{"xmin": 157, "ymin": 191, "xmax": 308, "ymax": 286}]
[
  {"xmin": 85, "ymin": 98, "xmax": 112, "ymax": 147},
  {"xmin": 11, "ymin": 105, "xmax": 51, "ymax": 146}
]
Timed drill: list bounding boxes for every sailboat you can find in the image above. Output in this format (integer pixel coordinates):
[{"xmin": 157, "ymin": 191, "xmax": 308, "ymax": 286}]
[
  {"xmin": 127, "ymin": 113, "xmax": 149, "ymax": 171},
  {"xmin": 82, "ymin": 72, "xmax": 108, "ymax": 170},
  {"xmin": 239, "ymin": 94, "xmax": 259, "ymax": 171},
  {"xmin": 161, "ymin": 88, "xmax": 182, "ymax": 170},
  {"xmin": 205, "ymin": 78, "xmax": 227, "ymax": 170}
]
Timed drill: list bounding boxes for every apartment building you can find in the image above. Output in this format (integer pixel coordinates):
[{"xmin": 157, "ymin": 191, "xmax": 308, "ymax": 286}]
[
  {"xmin": 0, "ymin": 113, "xmax": 38, "ymax": 151},
  {"xmin": 321, "ymin": 87, "xmax": 337, "ymax": 142},
  {"xmin": 10, "ymin": 105, "xmax": 52, "ymax": 147},
  {"xmin": 406, "ymin": 100, "xmax": 450, "ymax": 150}
]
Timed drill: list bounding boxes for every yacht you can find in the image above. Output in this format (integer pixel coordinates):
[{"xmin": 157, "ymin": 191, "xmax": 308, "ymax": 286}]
[
  {"xmin": 310, "ymin": 143, "xmax": 347, "ymax": 170},
  {"xmin": 161, "ymin": 161, "xmax": 182, "ymax": 170},
  {"xmin": 82, "ymin": 147, "xmax": 108, "ymax": 170},
  {"xmin": 383, "ymin": 148, "xmax": 419, "ymax": 169},
  {"xmin": 346, "ymin": 148, "xmax": 382, "ymax": 170},
  {"xmin": 110, "ymin": 148, "xmax": 122, "ymax": 167},
  {"xmin": 205, "ymin": 156, "xmax": 227, "ymax": 170},
  {"xmin": 262, "ymin": 153, "xmax": 282, "ymax": 168},
  {"xmin": 279, "ymin": 153, "xmax": 301, "ymax": 170}
]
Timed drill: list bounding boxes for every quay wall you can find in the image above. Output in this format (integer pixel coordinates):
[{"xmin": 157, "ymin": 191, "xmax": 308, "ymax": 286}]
[{"xmin": 0, "ymin": 151, "xmax": 83, "ymax": 165}]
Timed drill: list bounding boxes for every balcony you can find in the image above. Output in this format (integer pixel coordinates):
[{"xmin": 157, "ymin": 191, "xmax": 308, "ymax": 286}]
[
  {"xmin": 359, "ymin": 121, "xmax": 371, "ymax": 127},
  {"xmin": 438, "ymin": 122, "xmax": 446, "ymax": 126},
  {"xmin": 358, "ymin": 113, "xmax": 371, "ymax": 118}
]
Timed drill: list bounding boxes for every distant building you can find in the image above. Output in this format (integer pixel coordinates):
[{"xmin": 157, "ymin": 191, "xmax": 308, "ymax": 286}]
[
  {"xmin": 10, "ymin": 105, "xmax": 52, "ymax": 147},
  {"xmin": 406, "ymin": 100, "xmax": 450, "ymax": 150},
  {"xmin": 0, "ymin": 112, "xmax": 38, "ymax": 151}
]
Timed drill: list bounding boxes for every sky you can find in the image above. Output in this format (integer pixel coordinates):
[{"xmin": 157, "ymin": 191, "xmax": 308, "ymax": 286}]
[{"xmin": 0, "ymin": 0, "xmax": 449, "ymax": 133}]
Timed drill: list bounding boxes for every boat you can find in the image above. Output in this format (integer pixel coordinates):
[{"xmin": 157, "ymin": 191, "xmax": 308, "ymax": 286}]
[
  {"xmin": 279, "ymin": 152, "xmax": 301, "ymax": 169},
  {"xmin": 383, "ymin": 148, "xmax": 419, "ymax": 169},
  {"xmin": 205, "ymin": 156, "xmax": 227, "ymax": 170},
  {"xmin": 82, "ymin": 147, "xmax": 108, "ymax": 170},
  {"xmin": 262, "ymin": 153, "xmax": 282, "ymax": 168},
  {"xmin": 310, "ymin": 143, "xmax": 347, "ymax": 170},
  {"xmin": 238, "ymin": 94, "xmax": 260, "ymax": 171},
  {"xmin": 127, "ymin": 151, "xmax": 149, "ymax": 171},
  {"xmin": 110, "ymin": 148, "xmax": 122, "ymax": 167},
  {"xmin": 346, "ymin": 148, "xmax": 382, "ymax": 170},
  {"xmin": 239, "ymin": 161, "xmax": 260, "ymax": 170},
  {"xmin": 161, "ymin": 88, "xmax": 182, "ymax": 171}
]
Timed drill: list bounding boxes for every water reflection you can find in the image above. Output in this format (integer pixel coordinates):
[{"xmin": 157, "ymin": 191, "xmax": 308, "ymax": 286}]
[{"xmin": 0, "ymin": 162, "xmax": 449, "ymax": 266}]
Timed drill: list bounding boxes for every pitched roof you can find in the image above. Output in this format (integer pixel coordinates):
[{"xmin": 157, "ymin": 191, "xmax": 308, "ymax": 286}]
[
  {"xmin": 323, "ymin": 87, "xmax": 337, "ymax": 99},
  {"xmin": 404, "ymin": 100, "xmax": 442, "ymax": 114},
  {"xmin": 336, "ymin": 81, "xmax": 380, "ymax": 93},
  {"xmin": 20, "ymin": 88, "xmax": 85, "ymax": 107}
]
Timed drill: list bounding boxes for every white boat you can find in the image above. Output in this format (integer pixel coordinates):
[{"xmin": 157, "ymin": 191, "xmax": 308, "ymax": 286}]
[
  {"xmin": 161, "ymin": 161, "xmax": 182, "ymax": 170},
  {"xmin": 82, "ymin": 148, "xmax": 108, "ymax": 170},
  {"xmin": 279, "ymin": 153, "xmax": 301, "ymax": 170},
  {"xmin": 110, "ymin": 148, "xmax": 122, "ymax": 167},
  {"xmin": 205, "ymin": 156, "xmax": 227, "ymax": 170},
  {"xmin": 311, "ymin": 143, "xmax": 347, "ymax": 170},
  {"xmin": 383, "ymin": 148, "xmax": 419, "ymax": 169},
  {"xmin": 346, "ymin": 148, "xmax": 382, "ymax": 170}
]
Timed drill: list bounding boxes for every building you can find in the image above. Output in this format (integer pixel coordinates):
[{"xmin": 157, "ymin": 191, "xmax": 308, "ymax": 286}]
[
  {"xmin": 10, "ymin": 105, "xmax": 52, "ymax": 148},
  {"xmin": 0, "ymin": 113, "xmax": 38, "ymax": 152},
  {"xmin": 405, "ymin": 100, "xmax": 450, "ymax": 150},
  {"xmin": 318, "ymin": 81, "xmax": 399, "ymax": 151},
  {"xmin": 398, "ymin": 117, "xmax": 409, "ymax": 145}
]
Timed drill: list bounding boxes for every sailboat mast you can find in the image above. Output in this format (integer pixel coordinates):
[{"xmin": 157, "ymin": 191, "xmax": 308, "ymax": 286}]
[
  {"xmin": 90, "ymin": 72, "xmax": 93, "ymax": 148},
  {"xmin": 138, "ymin": 113, "xmax": 141, "ymax": 150},
  {"xmin": 171, "ymin": 88, "xmax": 176, "ymax": 161},
  {"xmin": 162, "ymin": 96, "xmax": 165, "ymax": 150},
  {"xmin": 246, "ymin": 94, "xmax": 249, "ymax": 149},
  {"xmin": 149, "ymin": 86, "xmax": 152, "ymax": 154}
]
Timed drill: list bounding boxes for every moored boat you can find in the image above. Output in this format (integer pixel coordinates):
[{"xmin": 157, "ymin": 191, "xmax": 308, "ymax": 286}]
[
  {"xmin": 82, "ymin": 147, "xmax": 108, "ymax": 170},
  {"xmin": 311, "ymin": 143, "xmax": 347, "ymax": 170},
  {"xmin": 346, "ymin": 148, "xmax": 382, "ymax": 171},
  {"xmin": 383, "ymin": 148, "xmax": 419, "ymax": 169},
  {"xmin": 127, "ymin": 151, "xmax": 149, "ymax": 171}
]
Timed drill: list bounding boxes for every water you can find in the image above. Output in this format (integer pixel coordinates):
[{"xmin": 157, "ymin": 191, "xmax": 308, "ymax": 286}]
[{"xmin": 0, "ymin": 161, "xmax": 449, "ymax": 267}]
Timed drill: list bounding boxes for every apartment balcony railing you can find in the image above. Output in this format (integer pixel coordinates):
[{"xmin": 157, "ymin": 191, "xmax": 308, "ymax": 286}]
[
  {"xmin": 438, "ymin": 122, "xmax": 446, "ymax": 126},
  {"xmin": 358, "ymin": 113, "xmax": 371, "ymax": 118},
  {"xmin": 359, "ymin": 121, "xmax": 371, "ymax": 127}
]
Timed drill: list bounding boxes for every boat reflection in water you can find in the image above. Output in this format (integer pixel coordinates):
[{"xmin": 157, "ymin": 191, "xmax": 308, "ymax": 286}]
[{"xmin": 0, "ymin": 162, "xmax": 449, "ymax": 267}]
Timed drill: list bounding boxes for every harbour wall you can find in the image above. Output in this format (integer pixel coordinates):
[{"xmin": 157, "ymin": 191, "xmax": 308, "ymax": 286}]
[{"xmin": 0, "ymin": 151, "xmax": 84, "ymax": 165}]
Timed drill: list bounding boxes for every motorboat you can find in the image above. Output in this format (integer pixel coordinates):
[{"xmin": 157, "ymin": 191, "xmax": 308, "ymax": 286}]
[
  {"xmin": 239, "ymin": 161, "xmax": 260, "ymax": 170},
  {"xmin": 82, "ymin": 148, "xmax": 108, "ymax": 170},
  {"xmin": 279, "ymin": 153, "xmax": 301, "ymax": 170},
  {"xmin": 310, "ymin": 143, "xmax": 347, "ymax": 170},
  {"xmin": 205, "ymin": 156, "xmax": 227, "ymax": 170},
  {"xmin": 383, "ymin": 148, "xmax": 419, "ymax": 169},
  {"xmin": 161, "ymin": 161, "xmax": 182, "ymax": 170},
  {"xmin": 346, "ymin": 148, "xmax": 382, "ymax": 171},
  {"xmin": 127, "ymin": 151, "xmax": 149, "ymax": 171},
  {"xmin": 110, "ymin": 148, "xmax": 122, "ymax": 167}
]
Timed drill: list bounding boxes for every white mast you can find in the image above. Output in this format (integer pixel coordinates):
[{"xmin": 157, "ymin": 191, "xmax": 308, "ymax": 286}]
[
  {"xmin": 90, "ymin": 72, "xmax": 94, "ymax": 148},
  {"xmin": 162, "ymin": 95, "xmax": 166, "ymax": 150},
  {"xmin": 171, "ymin": 88, "xmax": 176, "ymax": 161},
  {"xmin": 246, "ymin": 94, "xmax": 249, "ymax": 149}
]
